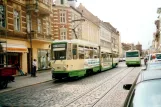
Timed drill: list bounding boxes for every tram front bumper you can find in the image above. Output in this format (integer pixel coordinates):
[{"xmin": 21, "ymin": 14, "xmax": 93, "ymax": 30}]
[{"xmin": 52, "ymin": 69, "xmax": 86, "ymax": 79}]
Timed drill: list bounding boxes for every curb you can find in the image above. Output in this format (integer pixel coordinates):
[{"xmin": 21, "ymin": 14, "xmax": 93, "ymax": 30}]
[{"xmin": 0, "ymin": 79, "xmax": 52, "ymax": 94}]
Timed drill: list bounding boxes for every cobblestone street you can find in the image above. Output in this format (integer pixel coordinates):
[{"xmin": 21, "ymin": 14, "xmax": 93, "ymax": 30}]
[{"xmin": 0, "ymin": 62, "xmax": 141, "ymax": 107}]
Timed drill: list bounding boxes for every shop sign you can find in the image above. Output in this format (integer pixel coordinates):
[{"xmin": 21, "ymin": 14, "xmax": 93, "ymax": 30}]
[{"xmin": 7, "ymin": 47, "xmax": 28, "ymax": 52}]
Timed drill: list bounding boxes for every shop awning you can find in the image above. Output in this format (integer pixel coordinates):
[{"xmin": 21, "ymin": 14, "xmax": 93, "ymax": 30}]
[{"xmin": 1, "ymin": 43, "xmax": 28, "ymax": 53}]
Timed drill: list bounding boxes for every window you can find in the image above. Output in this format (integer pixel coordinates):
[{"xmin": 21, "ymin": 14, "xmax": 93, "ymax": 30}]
[
  {"xmin": 37, "ymin": 19, "xmax": 41, "ymax": 33},
  {"xmin": 60, "ymin": 30, "xmax": 67, "ymax": 40},
  {"xmin": 46, "ymin": 22, "xmax": 50, "ymax": 35},
  {"xmin": 126, "ymin": 52, "xmax": 139, "ymax": 57},
  {"xmin": 72, "ymin": 44, "xmax": 77, "ymax": 59},
  {"xmin": 130, "ymin": 80, "xmax": 161, "ymax": 107},
  {"xmin": 26, "ymin": 15, "xmax": 31, "ymax": 32},
  {"xmin": 78, "ymin": 46, "xmax": 84, "ymax": 59},
  {"xmin": 43, "ymin": 0, "xmax": 49, "ymax": 5},
  {"xmin": 51, "ymin": 43, "xmax": 67, "ymax": 60},
  {"xmin": 61, "ymin": 0, "xmax": 64, "ymax": 4},
  {"xmin": 14, "ymin": 10, "xmax": 20, "ymax": 31},
  {"xmin": 0, "ymin": 5, "xmax": 5, "ymax": 28},
  {"xmin": 60, "ymin": 10, "xmax": 66, "ymax": 23}
]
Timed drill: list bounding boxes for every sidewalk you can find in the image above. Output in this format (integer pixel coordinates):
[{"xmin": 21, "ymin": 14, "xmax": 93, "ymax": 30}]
[{"xmin": 0, "ymin": 70, "xmax": 52, "ymax": 93}]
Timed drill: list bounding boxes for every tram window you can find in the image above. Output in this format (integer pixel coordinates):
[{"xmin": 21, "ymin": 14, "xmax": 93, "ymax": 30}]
[
  {"xmin": 94, "ymin": 56, "xmax": 98, "ymax": 58},
  {"xmin": 89, "ymin": 50, "xmax": 94, "ymax": 58},
  {"xmin": 79, "ymin": 54, "xmax": 84, "ymax": 59},
  {"xmin": 85, "ymin": 50, "xmax": 90, "ymax": 59},
  {"xmin": 72, "ymin": 44, "xmax": 77, "ymax": 59}
]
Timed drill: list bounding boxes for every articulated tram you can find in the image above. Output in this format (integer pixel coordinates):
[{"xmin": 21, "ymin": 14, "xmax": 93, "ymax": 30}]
[{"xmin": 50, "ymin": 39, "xmax": 119, "ymax": 79}]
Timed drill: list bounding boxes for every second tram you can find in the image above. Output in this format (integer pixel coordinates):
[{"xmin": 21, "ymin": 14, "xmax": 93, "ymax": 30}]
[{"xmin": 125, "ymin": 50, "xmax": 141, "ymax": 67}]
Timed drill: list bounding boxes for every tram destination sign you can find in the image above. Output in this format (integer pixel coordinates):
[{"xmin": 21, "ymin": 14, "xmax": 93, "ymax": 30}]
[{"xmin": 53, "ymin": 44, "xmax": 66, "ymax": 48}]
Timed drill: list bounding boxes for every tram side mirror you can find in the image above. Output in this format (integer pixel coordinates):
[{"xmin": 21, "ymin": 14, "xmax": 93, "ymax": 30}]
[{"xmin": 123, "ymin": 84, "xmax": 132, "ymax": 90}]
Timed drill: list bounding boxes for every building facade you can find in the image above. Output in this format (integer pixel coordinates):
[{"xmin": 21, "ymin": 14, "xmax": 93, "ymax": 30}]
[
  {"xmin": 99, "ymin": 21, "xmax": 111, "ymax": 53},
  {"xmin": 77, "ymin": 3, "xmax": 100, "ymax": 44},
  {"xmin": 26, "ymin": 0, "xmax": 53, "ymax": 71},
  {"xmin": 0, "ymin": 0, "xmax": 28, "ymax": 74},
  {"xmin": 135, "ymin": 42, "xmax": 142, "ymax": 56},
  {"xmin": 0, "ymin": 0, "xmax": 54, "ymax": 75},
  {"xmin": 104, "ymin": 22, "xmax": 120, "ymax": 56}
]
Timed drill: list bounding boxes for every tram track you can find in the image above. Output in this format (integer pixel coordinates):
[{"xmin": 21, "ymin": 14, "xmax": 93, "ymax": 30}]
[
  {"xmin": 0, "ymin": 67, "xmax": 123, "ymax": 96},
  {"xmin": 91, "ymin": 67, "xmax": 136, "ymax": 107},
  {"xmin": 63, "ymin": 67, "xmax": 131, "ymax": 107}
]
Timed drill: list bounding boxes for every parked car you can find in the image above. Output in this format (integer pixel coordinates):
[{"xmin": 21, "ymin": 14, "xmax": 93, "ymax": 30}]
[
  {"xmin": 119, "ymin": 58, "xmax": 123, "ymax": 62},
  {"xmin": 122, "ymin": 58, "xmax": 125, "ymax": 61},
  {"xmin": 123, "ymin": 70, "xmax": 161, "ymax": 107},
  {"xmin": 143, "ymin": 53, "xmax": 161, "ymax": 71}
]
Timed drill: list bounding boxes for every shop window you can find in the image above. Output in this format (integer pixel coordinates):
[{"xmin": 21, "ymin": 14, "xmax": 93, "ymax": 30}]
[
  {"xmin": 0, "ymin": 53, "xmax": 21, "ymax": 68},
  {"xmin": 0, "ymin": 5, "xmax": 5, "ymax": 28},
  {"xmin": 14, "ymin": 10, "xmax": 20, "ymax": 31},
  {"xmin": 38, "ymin": 49, "xmax": 50, "ymax": 70}
]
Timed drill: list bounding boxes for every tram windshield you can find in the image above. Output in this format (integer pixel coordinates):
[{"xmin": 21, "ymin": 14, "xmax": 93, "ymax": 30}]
[
  {"xmin": 126, "ymin": 51, "xmax": 139, "ymax": 57},
  {"xmin": 51, "ymin": 43, "xmax": 67, "ymax": 60}
]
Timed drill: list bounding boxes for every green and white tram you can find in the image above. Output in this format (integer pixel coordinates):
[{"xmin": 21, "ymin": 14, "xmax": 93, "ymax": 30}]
[
  {"xmin": 125, "ymin": 50, "xmax": 141, "ymax": 67},
  {"xmin": 50, "ymin": 39, "xmax": 118, "ymax": 79}
]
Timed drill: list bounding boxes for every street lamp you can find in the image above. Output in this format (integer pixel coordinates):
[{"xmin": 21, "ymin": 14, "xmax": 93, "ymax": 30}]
[{"xmin": 27, "ymin": 0, "xmax": 39, "ymax": 74}]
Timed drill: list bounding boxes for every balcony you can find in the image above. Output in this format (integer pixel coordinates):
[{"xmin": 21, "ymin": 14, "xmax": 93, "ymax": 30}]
[
  {"xmin": 13, "ymin": 0, "xmax": 26, "ymax": 5},
  {"xmin": 0, "ymin": 28, "xmax": 27, "ymax": 39},
  {"xmin": 29, "ymin": 31, "xmax": 53, "ymax": 42},
  {"xmin": 26, "ymin": 0, "xmax": 52, "ymax": 16}
]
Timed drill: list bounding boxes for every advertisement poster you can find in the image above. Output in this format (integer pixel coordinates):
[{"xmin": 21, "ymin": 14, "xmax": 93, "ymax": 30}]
[{"xmin": 84, "ymin": 59, "xmax": 100, "ymax": 69}]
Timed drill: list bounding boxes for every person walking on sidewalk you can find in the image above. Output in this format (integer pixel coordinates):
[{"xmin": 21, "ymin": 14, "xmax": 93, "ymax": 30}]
[
  {"xmin": 15, "ymin": 61, "xmax": 25, "ymax": 76},
  {"xmin": 32, "ymin": 59, "xmax": 37, "ymax": 77}
]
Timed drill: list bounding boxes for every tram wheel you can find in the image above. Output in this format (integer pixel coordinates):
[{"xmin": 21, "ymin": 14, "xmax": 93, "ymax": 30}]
[{"xmin": 0, "ymin": 80, "xmax": 8, "ymax": 89}]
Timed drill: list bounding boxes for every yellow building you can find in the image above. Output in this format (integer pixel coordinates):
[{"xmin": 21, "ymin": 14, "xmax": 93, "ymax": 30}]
[
  {"xmin": 26, "ymin": 0, "xmax": 53, "ymax": 72},
  {"xmin": 0, "ymin": 0, "xmax": 53, "ymax": 75},
  {"xmin": 0, "ymin": 0, "xmax": 28, "ymax": 75},
  {"xmin": 77, "ymin": 3, "xmax": 100, "ymax": 44}
]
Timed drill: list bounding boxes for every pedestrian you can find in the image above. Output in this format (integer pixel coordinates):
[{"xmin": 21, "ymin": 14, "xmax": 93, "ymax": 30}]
[
  {"xmin": 15, "ymin": 61, "xmax": 25, "ymax": 76},
  {"xmin": 32, "ymin": 59, "xmax": 37, "ymax": 77}
]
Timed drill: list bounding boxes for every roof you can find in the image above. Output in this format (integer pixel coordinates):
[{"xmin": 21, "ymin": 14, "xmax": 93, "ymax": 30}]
[
  {"xmin": 126, "ymin": 50, "xmax": 139, "ymax": 52},
  {"xmin": 52, "ymin": 39, "xmax": 99, "ymax": 47},
  {"xmin": 77, "ymin": 3, "xmax": 100, "ymax": 26},
  {"xmin": 137, "ymin": 71, "xmax": 161, "ymax": 84}
]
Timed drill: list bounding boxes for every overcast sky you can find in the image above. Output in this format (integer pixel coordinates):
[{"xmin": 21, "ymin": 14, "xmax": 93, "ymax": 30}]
[{"xmin": 77, "ymin": 0, "xmax": 161, "ymax": 49}]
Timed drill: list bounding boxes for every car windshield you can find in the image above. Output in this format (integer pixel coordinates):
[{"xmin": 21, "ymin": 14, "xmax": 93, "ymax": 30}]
[
  {"xmin": 126, "ymin": 52, "xmax": 139, "ymax": 57},
  {"xmin": 156, "ymin": 54, "xmax": 161, "ymax": 59},
  {"xmin": 130, "ymin": 80, "xmax": 161, "ymax": 107}
]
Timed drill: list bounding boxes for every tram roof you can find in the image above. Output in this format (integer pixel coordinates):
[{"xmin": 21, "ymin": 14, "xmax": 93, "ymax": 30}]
[
  {"xmin": 53, "ymin": 39, "xmax": 98, "ymax": 47},
  {"xmin": 126, "ymin": 50, "xmax": 140, "ymax": 52}
]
